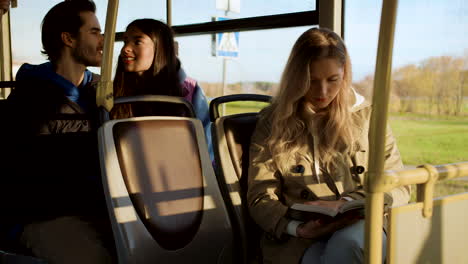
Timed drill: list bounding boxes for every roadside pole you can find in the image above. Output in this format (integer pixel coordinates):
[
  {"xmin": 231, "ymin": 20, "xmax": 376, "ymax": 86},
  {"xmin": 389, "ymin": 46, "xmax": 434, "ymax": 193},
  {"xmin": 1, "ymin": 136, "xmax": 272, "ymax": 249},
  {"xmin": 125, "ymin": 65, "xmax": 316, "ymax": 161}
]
[
  {"xmin": 221, "ymin": 10, "xmax": 228, "ymax": 115},
  {"xmin": 215, "ymin": 0, "xmax": 240, "ymax": 116}
]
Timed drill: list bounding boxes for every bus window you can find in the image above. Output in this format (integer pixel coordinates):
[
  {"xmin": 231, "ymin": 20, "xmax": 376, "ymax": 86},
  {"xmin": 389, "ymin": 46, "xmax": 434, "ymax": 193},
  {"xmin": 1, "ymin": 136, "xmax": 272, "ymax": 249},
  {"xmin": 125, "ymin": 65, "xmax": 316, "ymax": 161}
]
[
  {"xmin": 110, "ymin": 0, "xmax": 165, "ymax": 31},
  {"xmin": 176, "ymin": 26, "xmax": 312, "ymax": 115},
  {"xmin": 172, "ymin": 0, "xmax": 316, "ymax": 26},
  {"xmin": 345, "ymin": 0, "xmax": 468, "ymax": 199},
  {"xmin": 9, "ymin": 0, "xmax": 166, "ymax": 77}
]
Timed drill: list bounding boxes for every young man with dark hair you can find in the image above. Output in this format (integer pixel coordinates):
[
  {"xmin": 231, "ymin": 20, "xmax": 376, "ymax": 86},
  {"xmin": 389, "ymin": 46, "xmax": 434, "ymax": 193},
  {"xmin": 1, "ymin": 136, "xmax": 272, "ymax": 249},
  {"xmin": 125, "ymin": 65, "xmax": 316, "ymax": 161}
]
[
  {"xmin": 4, "ymin": 1, "xmax": 113, "ymax": 263},
  {"xmin": 13, "ymin": 0, "xmax": 102, "ymax": 113}
]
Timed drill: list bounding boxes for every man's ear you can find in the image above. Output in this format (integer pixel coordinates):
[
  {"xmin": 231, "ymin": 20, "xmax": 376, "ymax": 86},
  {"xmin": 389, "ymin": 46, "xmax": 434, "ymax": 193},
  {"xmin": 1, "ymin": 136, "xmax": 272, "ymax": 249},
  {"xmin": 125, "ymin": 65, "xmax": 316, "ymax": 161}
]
[{"xmin": 61, "ymin": 32, "xmax": 75, "ymax": 48}]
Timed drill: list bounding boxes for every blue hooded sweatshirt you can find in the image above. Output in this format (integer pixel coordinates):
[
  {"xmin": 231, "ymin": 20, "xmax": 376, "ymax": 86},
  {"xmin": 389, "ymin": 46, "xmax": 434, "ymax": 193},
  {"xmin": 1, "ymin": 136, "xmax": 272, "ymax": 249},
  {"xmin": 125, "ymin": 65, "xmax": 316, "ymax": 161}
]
[
  {"xmin": 4, "ymin": 63, "xmax": 98, "ymax": 241},
  {"xmin": 15, "ymin": 62, "xmax": 94, "ymax": 112}
]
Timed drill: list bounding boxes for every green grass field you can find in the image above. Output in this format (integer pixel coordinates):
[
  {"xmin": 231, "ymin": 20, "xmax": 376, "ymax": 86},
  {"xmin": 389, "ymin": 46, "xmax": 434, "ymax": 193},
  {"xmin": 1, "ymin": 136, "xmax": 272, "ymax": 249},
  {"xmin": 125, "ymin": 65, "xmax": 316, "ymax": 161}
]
[
  {"xmin": 389, "ymin": 114, "xmax": 468, "ymax": 166},
  {"xmin": 224, "ymin": 101, "xmax": 269, "ymax": 115},
  {"xmin": 409, "ymin": 180, "xmax": 468, "ymax": 203},
  {"xmin": 389, "ymin": 114, "xmax": 468, "ymax": 200}
]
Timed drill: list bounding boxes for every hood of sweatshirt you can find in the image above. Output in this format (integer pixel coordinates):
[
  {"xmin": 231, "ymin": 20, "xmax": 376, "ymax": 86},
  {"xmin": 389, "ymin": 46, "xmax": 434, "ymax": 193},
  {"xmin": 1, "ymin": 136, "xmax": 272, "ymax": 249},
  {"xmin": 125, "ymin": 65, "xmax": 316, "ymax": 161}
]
[{"xmin": 15, "ymin": 62, "xmax": 94, "ymax": 108}]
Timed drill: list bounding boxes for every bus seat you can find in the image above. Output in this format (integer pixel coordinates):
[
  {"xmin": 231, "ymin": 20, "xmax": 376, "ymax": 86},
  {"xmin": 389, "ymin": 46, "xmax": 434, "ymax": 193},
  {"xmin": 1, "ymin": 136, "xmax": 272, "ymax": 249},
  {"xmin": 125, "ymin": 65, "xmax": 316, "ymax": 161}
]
[
  {"xmin": 0, "ymin": 81, "xmax": 16, "ymax": 100},
  {"xmin": 0, "ymin": 99, "xmax": 8, "ymax": 109},
  {"xmin": 0, "ymin": 81, "xmax": 16, "ymax": 89},
  {"xmin": 209, "ymin": 94, "xmax": 271, "ymax": 263},
  {"xmin": 0, "ymin": 93, "xmax": 105, "ymax": 262},
  {"xmin": 98, "ymin": 96, "xmax": 235, "ymax": 263},
  {"xmin": 1, "ymin": 250, "xmax": 48, "ymax": 263},
  {"xmin": 0, "ymin": 99, "xmax": 9, "ymax": 124},
  {"xmin": 100, "ymin": 95, "xmax": 196, "ymax": 123}
]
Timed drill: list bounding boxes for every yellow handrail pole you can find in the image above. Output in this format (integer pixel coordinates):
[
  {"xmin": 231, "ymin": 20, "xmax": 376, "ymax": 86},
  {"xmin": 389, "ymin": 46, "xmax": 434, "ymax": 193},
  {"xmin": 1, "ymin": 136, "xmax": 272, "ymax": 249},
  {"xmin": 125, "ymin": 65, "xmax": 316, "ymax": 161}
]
[
  {"xmin": 167, "ymin": 0, "xmax": 172, "ymax": 26},
  {"xmin": 96, "ymin": 0, "xmax": 119, "ymax": 112},
  {"xmin": 0, "ymin": 6, "xmax": 12, "ymax": 99},
  {"xmin": 364, "ymin": 0, "xmax": 398, "ymax": 263},
  {"xmin": 382, "ymin": 162, "xmax": 468, "ymax": 190}
]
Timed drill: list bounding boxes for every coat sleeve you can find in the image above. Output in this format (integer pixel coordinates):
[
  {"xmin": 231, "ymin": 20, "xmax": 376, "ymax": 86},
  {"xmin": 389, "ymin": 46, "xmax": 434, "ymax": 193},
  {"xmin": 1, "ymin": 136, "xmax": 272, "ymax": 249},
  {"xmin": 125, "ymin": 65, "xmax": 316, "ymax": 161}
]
[
  {"xmin": 191, "ymin": 83, "xmax": 214, "ymax": 162},
  {"xmin": 247, "ymin": 116, "xmax": 289, "ymax": 240}
]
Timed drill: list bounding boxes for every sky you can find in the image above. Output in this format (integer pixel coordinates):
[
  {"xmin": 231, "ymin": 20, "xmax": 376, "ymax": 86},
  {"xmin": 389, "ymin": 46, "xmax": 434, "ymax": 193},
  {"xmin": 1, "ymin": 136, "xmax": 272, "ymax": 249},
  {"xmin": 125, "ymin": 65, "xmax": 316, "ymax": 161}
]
[
  {"xmin": 7, "ymin": 0, "xmax": 468, "ymax": 83},
  {"xmin": 345, "ymin": 0, "xmax": 468, "ymax": 81}
]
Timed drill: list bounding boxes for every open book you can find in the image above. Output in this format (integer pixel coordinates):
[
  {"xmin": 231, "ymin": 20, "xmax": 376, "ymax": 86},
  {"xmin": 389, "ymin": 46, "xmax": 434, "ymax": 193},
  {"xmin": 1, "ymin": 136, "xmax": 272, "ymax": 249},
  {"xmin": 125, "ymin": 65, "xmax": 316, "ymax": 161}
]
[{"xmin": 287, "ymin": 199, "xmax": 365, "ymax": 221}]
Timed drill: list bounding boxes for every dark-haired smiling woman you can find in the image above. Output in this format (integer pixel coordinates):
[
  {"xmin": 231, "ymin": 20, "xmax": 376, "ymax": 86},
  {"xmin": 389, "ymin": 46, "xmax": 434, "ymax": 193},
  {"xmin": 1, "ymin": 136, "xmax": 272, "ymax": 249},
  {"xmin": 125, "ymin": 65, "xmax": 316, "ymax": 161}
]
[
  {"xmin": 111, "ymin": 19, "xmax": 213, "ymax": 160},
  {"xmin": 247, "ymin": 28, "xmax": 410, "ymax": 264}
]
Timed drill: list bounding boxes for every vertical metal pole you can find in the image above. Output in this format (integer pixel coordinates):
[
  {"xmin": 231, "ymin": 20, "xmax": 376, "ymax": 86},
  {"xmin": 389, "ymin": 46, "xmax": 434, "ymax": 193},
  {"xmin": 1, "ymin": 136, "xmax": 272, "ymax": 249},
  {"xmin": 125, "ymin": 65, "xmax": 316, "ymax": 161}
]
[
  {"xmin": 221, "ymin": 58, "xmax": 227, "ymax": 114},
  {"xmin": 318, "ymin": 0, "xmax": 343, "ymax": 38},
  {"xmin": 221, "ymin": 8, "xmax": 229, "ymax": 115},
  {"xmin": 0, "ymin": 9, "xmax": 12, "ymax": 99},
  {"xmin": 166, "ymin": 0, "xmax": 172, "ymax": 26},
  {"xmin": 96, "ymin": 0, "xmax": 119, "ymax": 111},
  {"xmin": 365, "ymin": 192, "xmax": 385, "ymax": 264},
  {"xmin": 364, "ymin": 0, "xmax": 398, "ymax": 263}
]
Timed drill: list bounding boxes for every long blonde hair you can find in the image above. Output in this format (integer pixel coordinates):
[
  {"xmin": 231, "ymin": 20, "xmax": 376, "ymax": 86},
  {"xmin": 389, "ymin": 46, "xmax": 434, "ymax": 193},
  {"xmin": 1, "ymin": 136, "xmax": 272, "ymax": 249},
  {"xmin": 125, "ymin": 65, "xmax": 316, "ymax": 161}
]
[{"xmin": 264, "ymin": 28, "xmax": 359, "ymax": 173}]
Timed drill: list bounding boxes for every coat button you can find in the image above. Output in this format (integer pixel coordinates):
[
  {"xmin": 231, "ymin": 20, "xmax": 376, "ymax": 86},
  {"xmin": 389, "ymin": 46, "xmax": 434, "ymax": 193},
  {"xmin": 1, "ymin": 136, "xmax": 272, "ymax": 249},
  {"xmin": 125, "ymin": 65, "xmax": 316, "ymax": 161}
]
[
  {"xmin": 300, "ymin": 189, "xmax": 309, "ymax": 199},
  {"xmin": 292, "ymin": 165, "xmax": 305, "ymax": 173},
  {"xmin": 351, "ymin": 166, "xmax": 365, "ymax": 174}
]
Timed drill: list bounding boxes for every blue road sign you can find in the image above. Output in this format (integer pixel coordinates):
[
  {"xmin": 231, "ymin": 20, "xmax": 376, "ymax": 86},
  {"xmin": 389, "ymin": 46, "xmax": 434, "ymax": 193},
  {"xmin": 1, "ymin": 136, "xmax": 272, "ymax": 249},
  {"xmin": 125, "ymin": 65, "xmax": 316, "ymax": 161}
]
[{"xmin": 216, "ymin": 17, "xmax": 239, "ymax": 58}]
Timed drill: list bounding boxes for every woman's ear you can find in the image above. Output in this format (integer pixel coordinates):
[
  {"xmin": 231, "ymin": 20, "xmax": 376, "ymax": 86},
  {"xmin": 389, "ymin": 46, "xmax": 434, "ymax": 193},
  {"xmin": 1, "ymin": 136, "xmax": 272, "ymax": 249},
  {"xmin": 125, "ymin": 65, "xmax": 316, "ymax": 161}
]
[{"xmin": 61, "ymin": 32, "xmax": 75, "ymax": 48}]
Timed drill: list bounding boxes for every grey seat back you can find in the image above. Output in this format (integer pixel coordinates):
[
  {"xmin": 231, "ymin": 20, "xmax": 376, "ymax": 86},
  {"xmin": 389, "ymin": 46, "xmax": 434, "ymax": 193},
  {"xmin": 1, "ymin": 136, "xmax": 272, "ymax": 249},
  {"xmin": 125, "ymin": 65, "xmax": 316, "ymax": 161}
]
[
  {"xmin": 210, "ymin": 94, "xmax": 271, "ymax": 263},
  {"xmin": 98, "ymin": 116, "xmax": 234, "ymax": 263}
]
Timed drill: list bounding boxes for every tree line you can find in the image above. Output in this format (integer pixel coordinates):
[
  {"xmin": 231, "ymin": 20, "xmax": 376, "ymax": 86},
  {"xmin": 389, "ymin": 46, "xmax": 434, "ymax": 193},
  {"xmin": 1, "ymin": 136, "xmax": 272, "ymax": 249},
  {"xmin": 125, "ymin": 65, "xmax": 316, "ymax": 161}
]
[
  {"xmin": 199, "ymin": 53, "xmax": 467, "ymax": 117},
  {"xmin": 354, "ymin": 53, "xmax": 468, "ymax": 116}
]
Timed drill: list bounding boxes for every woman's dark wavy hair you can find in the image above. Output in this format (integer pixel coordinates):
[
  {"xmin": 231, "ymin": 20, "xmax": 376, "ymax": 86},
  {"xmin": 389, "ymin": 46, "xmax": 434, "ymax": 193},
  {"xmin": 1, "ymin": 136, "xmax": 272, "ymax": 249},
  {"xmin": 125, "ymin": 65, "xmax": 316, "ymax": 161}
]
[
  {"xmin": 41, "ymin": 0, "xmax": 96, "ymax": 63},
  {"xmin": 112, "ymin": 19, "xmax": 184, "ymax": 119}
]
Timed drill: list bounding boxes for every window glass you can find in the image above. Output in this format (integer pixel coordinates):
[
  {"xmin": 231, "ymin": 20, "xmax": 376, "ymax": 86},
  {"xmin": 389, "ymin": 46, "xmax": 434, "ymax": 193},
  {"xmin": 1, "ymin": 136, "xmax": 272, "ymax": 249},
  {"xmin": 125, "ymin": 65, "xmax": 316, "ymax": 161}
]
[
  {"xmin": 9, "ymin": 0, "xmax": 317, "ymax": 113},
  {"xmin": 176, "ymin": 26, "xmax": 313, "ymax": 113},
  {"xmin": 172, "ymin": 0, "xmax": 316, "ymax": 26},
  {"xmin": 345, "ymin": 0, "xmax": 468, "ymax": 198},
  {"xmin": 345, "ymin": 0, "xmax": 467, "ymax": 105},
  {"xmin": 9, "ymin": 0, "xmax": 164, "ymax": 76}
]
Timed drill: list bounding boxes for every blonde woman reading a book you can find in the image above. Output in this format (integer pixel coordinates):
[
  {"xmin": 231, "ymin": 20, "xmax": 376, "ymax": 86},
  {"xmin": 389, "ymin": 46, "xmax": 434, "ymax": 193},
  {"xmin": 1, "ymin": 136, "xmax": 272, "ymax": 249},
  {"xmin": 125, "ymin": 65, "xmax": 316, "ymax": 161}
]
[{"xmin": 247, "ymin": 28, "xmax": 410, "ymax": 264}]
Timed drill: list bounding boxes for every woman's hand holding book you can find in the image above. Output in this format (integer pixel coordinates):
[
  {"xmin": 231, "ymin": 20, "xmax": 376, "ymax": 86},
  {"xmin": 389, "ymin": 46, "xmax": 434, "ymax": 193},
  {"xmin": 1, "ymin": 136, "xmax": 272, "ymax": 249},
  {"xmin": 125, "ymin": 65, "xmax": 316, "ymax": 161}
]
[{"xmin": 295, "ymin": 200, "xmax": 363, "ymax": 239}]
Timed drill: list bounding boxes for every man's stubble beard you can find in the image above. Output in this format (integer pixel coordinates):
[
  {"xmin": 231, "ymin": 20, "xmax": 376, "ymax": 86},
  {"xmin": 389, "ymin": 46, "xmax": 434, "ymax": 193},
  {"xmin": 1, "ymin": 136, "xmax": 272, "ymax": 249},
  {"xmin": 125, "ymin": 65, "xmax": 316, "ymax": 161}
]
[{"xmin": 72, "ymin": 43, "xmax": 101, "ymax": 67}]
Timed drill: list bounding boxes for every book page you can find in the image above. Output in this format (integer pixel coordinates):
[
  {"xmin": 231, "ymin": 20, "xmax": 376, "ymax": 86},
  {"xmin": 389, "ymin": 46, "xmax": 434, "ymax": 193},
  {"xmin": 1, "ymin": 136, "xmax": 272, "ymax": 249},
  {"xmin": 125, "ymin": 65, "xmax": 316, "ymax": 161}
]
[
  {"xmin": 290, "ymin": 203, "xmax": 338, "ymax": 217},
  {"xmin": 339, "ymin": 199, "xmax": 365, "ymax": 213}
]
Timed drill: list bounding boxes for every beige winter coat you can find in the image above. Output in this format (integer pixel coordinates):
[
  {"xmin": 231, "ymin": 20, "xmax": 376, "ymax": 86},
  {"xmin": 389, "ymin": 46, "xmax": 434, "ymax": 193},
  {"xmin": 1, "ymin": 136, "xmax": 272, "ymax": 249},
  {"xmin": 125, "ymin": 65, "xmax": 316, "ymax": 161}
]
[{"xmin": 247, "ymin": 101, "xmax": 410, "ymax": 264}]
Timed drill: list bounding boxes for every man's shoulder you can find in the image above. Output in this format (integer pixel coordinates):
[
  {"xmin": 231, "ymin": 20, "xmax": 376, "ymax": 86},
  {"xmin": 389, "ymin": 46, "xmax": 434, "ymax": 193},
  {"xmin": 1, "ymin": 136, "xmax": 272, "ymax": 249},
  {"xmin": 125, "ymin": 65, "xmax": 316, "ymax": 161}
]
[
  {"xmin": 14, "ymin": 76, "xmax": 56, "ymax": 93},
  {"xmin": 16, "ymin": 62, "xmax": 53, "ymax": 81},
  {"xmin": 9, "ymin": 79, "xmax": 63, "ymax": 108},
  {"xmin": 14, "ymin": 62, "xmax": 61, "ymax": 93},
  {"xmin": 11, "ymin": 71, "xmax": 72, "ymax": 111}
]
